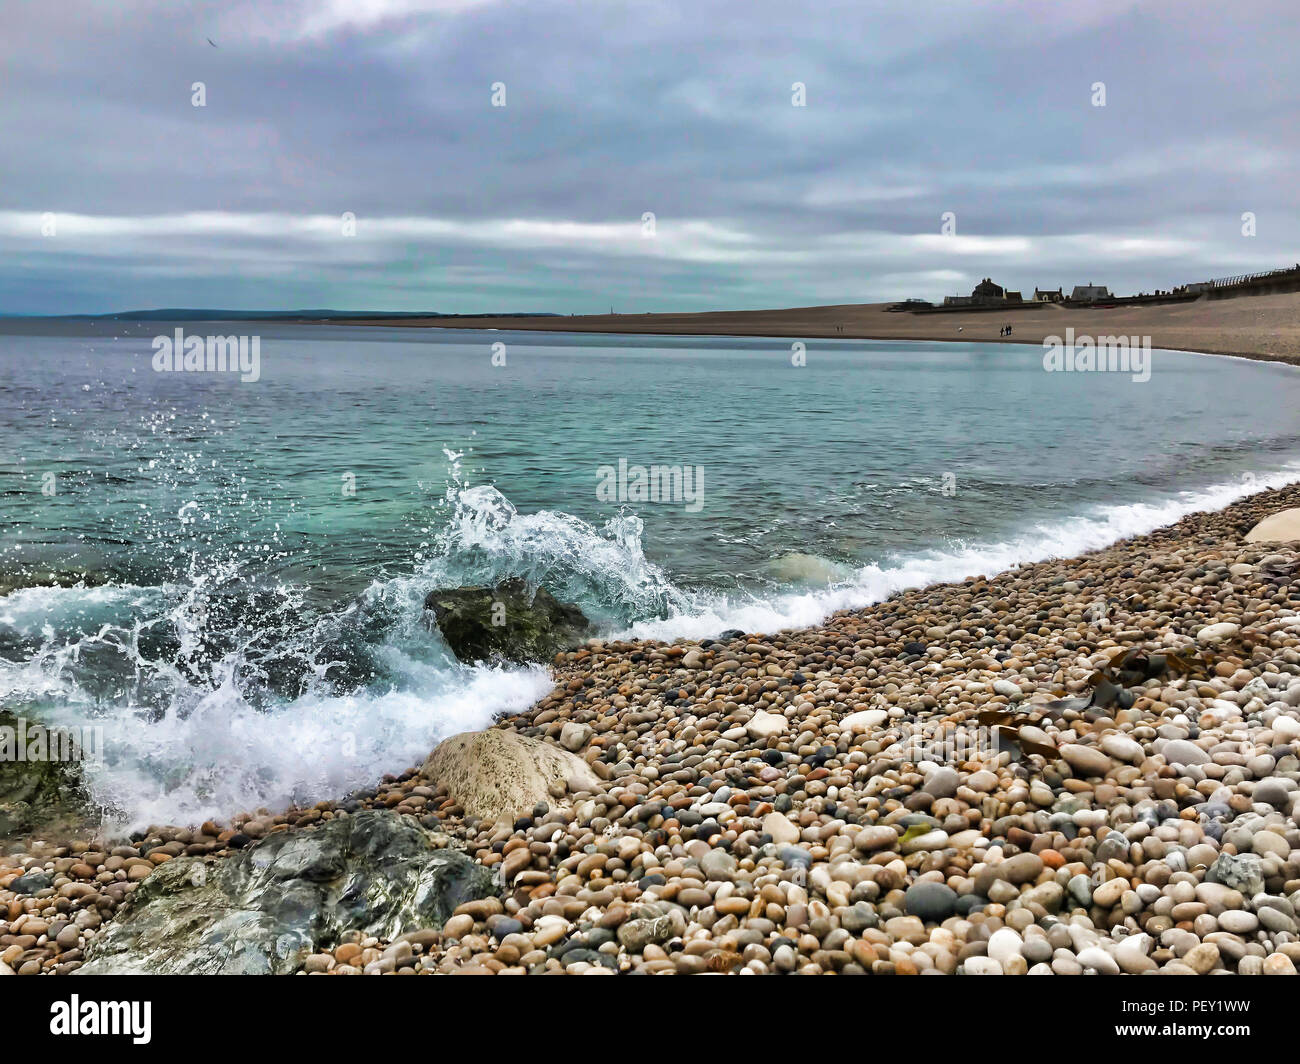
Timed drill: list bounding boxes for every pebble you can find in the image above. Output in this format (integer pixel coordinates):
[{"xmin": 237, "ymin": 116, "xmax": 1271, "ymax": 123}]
[
  {"xmin": 840, "ymin": 709, "xmax": 887, "ymax": 734},
  {"xmin": 7, "ymin": 485, "xmax": 1300, "ymax": 978},
  {"xmin": 745, "ymin": 711, "xmax": 787, "ymax": 740},
  {"xmin": 1060, "ymin": 744, "xmax": 1112, "ymax": 777},
  {"xmin": 1163, "ymin": 739, "xmax": 1211, "ymax": 766},
  {"xmin": 904, "ymin": 882, "xmax": 958, "ymax": 922},
  {"xmin": 762, "ymin": 811, "xmax": 801, "ymax": 845}
]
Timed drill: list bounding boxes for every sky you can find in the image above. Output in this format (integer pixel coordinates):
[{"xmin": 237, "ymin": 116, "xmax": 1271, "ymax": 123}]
[{"xmin": 1, "ymin": 0, "xmax": 1297, "ymax": 315}]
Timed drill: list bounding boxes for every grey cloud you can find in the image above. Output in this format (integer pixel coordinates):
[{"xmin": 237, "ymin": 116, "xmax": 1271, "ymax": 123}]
[{"xmin": 1, "ymin": 0, "xmax": 1296, "ymax": 313}]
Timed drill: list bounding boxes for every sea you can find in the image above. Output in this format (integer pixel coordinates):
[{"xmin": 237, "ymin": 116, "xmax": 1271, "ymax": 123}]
[{"xmin": 3, "ymin": 320, "xmax": 1299, "ymax": 829}]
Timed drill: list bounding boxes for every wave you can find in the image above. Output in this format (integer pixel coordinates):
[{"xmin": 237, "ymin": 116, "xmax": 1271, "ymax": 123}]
[
  {"xmin": 618, "ymin": 462, "xmax": 1300, "ymax": 642},
  {"xmin": 3, "ymin": 459, "xmax": 1299, "ymax": 831},
  {"xmin": 0, "ymin": 576, "xmax": 552, "ymax": 830},
  {"xmin": 76, "ymin": 661, "xmax": 552, "ymax": 832}
]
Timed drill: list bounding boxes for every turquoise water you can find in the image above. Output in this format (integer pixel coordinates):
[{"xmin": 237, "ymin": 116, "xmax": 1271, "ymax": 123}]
[{"xmin": 3, "ymin": 321, "xmax": 1300, "ymax": 828}]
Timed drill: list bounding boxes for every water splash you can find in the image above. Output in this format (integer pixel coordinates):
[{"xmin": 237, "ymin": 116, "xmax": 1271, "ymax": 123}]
[{"xmin": 4, "ymin": 452, "xmax": 1299, "ymax": 832}]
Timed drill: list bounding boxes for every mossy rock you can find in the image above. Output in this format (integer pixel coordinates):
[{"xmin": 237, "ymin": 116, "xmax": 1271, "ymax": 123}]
[
  {"xmin": 425, "ymin": 578, "xmax": 590, "ymax": 664},
  {"xmin": 0, "ymin": 710, "xmax": 93, "ymax": 842},
  {"xmin": 79, "ymin": 810, "xmax": 498, "ymax": 974}
]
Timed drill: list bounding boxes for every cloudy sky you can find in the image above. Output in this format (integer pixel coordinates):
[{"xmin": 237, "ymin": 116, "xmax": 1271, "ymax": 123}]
[{"xmin": 1, "ymin": 0, "xmax": 1297, "ymax": 315}]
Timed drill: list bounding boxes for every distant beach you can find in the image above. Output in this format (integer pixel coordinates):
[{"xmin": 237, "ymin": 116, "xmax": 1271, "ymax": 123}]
[{"xmin": 334, "ymin": 290, "xmax": 1300, "ymax": 369}]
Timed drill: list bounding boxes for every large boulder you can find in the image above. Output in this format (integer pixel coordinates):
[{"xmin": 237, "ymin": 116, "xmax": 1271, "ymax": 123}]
[
  {"xmin": 1245, "ymin": 508, "xmax": 1300, "ymax": 542},
  {"xmin": 421, "ymin": 728, "xmax": 601, "ymax": 822},
  {"xmin": 424, "ymin": 578, "xmax": 590, "ymax": 664},
  {"xmin": 77, "ymin": 810, "xmax": 496, "ymax": 974}
]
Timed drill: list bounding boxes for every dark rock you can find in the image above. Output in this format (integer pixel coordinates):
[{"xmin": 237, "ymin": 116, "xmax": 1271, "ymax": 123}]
[
  {"xmin": 586, "ymin": 927, "xmax": 617, "ymax": 949},
  {"xmin": 0, "ymin": 710, "xmax": 92, "ymax": 841},
  {"xmin": 8, "ymin": 869, "xmax": 54, "ymax": 895},
  {"xmin": 694, "ymin": 819, "xmax": 721, "ymax": 841},
  {"xmin": 1253, "ymin": 779, "xmax": 1293, "ymax": 809},
  {"xmin": 558, "ymin": 947, "xmax": 609, "ymax": 967},
  {"xmin": 1095, "ymin": 834, "xmax": 1130, "ymax": 864},
  {"xmin": 487, "ymin": 915, "xmax": 523, "ymax": 939},
  {"xmin": 904, "ymin": 881, "xmax": 958, "ymax": 922},
  {"xmin": 777, "ymin": 845, "xmax": 812, "ymax": 868},
  {"xmin": 840, "ymin": 901, "xmax": 878, "ymax": 933},
  {"xmin": 424, "ymin": 578, "xmax": 590, "ymax": 665},
  {"xmin": 78, "ymin": 810, "xmax": 497, "ymax": 974}
]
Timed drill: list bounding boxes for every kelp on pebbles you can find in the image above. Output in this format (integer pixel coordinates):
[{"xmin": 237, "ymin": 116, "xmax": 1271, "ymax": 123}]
[{"xmin": 4, "ymin": 486, "xmax": 1300, "ymax": 975}]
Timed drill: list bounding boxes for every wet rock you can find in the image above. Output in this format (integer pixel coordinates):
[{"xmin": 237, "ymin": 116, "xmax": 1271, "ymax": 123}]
[
  {"xmin": 0, "ymin": 710, "xmax": 92, "ymax": 841},
  {"xmin": 78, "ymin": 811, "xmax": 496, "ymax": 974},
  {"xmin": 425, "ymin": 579, "xmax": 589, "ymax": 664},
  {"xmin": 15, "ymin": 480, "xmax": 1300, "ymax": 979}
]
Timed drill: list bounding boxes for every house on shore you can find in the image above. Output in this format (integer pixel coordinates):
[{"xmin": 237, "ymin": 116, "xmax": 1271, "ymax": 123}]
[
  {"xmin": 1070, "ymin": 283, "xmax": 1112, "ymax": 302},
  {"xmin": 943, "ymin": 278, "xmax": 1021, "ymax": 307},
  {"xmin": 1034, "ymin": 287, "xmax": 1064, "ymax": 303}
]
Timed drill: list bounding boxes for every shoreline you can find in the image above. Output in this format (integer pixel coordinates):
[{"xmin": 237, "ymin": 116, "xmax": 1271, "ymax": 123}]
[
  {"xmin": 327, "ymin": 289, "xmax": 1300, "ymax": 370},
  {"xmin": 5, "ymin": 481, "xmax": 1299, "ymax": 974}
]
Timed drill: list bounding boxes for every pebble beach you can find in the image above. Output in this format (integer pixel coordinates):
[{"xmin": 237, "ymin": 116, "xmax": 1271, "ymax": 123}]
[{"xmin": 4, "ymin": 484, "xmax": 1300, "ymax": 976}]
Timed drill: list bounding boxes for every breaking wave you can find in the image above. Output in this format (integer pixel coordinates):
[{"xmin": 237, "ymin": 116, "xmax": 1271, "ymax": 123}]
[{"xmin": 3, "ymin": 458, "xmax": 1299, "ymax": 831}]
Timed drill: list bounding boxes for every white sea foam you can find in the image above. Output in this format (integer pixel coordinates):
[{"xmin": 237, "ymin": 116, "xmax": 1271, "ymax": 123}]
[
  {"xmin": 3, "ymin": 462, "xmax": 1299, "ymax": 829},
  {"xmin": 76, "ymin": 662, "xmax": 551, "ymax": 831},
  {"xmin": 621, "ymin": 463, "xmax": 1300, "ymax": 642},
  {"xmin": 0, "ymin": 574, "xmax": 551, "ymax": 830}
]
